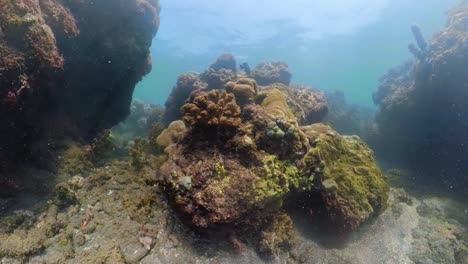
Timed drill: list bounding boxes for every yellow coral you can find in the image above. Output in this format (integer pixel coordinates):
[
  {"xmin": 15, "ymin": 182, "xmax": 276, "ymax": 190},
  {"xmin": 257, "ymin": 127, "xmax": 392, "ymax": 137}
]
[{"xmin": 261, "ymin": 89, "xmax": 297, "ymax": 122}]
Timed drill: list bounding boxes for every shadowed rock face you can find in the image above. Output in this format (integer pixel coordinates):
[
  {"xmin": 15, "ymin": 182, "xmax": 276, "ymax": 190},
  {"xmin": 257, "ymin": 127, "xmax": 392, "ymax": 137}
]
[
  {"xmin": 371, "ymin": 3, "xmax": 468, "ymax": 193},
  {"xmin": 0, "ymin": 0, "xmax": 160, "ymax": 163}
]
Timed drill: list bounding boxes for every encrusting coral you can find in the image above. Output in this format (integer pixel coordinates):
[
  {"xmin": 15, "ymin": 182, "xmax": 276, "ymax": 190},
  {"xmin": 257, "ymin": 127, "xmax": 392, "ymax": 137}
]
[
  {"xmin": 300, "ymin": 124, "xmax": 389, "ymax": 234},
  {"xmin": 157, "ymin": 54, "xmax": 389, "ymax": 255},
  {"xmin": 182, "ymin": 90, "xmax": 242, "ymax": 131}
]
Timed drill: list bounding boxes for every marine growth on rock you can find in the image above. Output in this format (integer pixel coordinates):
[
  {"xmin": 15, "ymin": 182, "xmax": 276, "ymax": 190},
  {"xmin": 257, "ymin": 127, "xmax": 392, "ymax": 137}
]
[{"xmin": 157, "ymin": 54, "xmax": 389, "ymax": 255}]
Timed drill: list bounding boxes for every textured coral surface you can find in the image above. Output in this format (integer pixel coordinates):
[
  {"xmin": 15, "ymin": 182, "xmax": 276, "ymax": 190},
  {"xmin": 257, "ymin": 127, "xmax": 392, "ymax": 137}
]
[{"xmin": 158, "ymin": 54, "xmax": 389, "ymax": 255}]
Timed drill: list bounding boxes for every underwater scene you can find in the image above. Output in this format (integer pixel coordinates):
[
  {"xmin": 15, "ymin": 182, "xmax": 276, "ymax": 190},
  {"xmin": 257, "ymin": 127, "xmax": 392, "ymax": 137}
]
[{"xmin": 0, "ymin": 0, "xmax": 468, "ymax": 263}]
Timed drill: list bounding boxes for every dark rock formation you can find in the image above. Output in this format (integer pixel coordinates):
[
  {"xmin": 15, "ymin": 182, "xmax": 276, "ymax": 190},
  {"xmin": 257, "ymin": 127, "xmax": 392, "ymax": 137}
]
[
  {"xmin": 371, "ymin": 3, "xmax": 468, "ymax": 194},
  {"xmin": 0, "ymin": 0, "xmax": 160, "ymax": 164}
]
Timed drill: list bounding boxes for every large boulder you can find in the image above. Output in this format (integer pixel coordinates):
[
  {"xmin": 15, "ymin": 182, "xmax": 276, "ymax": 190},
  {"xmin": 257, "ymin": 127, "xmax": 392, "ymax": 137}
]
[
  {"xmin": 371, "ymin": 3, "xmax": 468, "ymax": 193},
  {"xmin": 0, "ymin": 0, "xmax": 160, "ymax": 162},
  {"xmin": 158, "ymin": 55, "xmax": 389, "ymax": 255}
]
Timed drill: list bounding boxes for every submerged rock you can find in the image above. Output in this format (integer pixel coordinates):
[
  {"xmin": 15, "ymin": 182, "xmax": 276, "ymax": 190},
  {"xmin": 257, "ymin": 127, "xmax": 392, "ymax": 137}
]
[
  {"xmin": 371, "ymin": 3, "xmax": 468, "ymax": 194},
  {"xmin": 0, "ymin": 0, "xmax": 160, "ymax": 167},
  {"xmin": 300, "ymin": 124, "xmax": 389, "ymax": 234},
  {"xmin": 157, "ymin": 56, "xmax": 389, "ymax": 255}
]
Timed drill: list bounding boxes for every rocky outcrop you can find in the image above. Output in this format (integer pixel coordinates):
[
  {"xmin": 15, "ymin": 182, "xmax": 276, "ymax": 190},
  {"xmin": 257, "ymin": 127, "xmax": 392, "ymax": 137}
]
[
  {"xmin": 0, "ymin": 0, "xmax": 160, "ymax": 164},
  {"xmin": 371, "ymin": 3, "xmax": 468, "ymax": 193},
  {"xmin": 157, "ymin": 55, "xmax": 389, "ymax": 255}
]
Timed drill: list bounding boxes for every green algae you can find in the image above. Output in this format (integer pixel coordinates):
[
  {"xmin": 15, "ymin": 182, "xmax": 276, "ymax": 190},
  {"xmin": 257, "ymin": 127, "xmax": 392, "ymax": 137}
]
[
  {"xmin": 53, "ymin": 182, "xmax": 79, "ymax": 209},
  {"xmin": 0, "ymin": 229, "xmax": 45, "ymax": 259},
  {"xmin": 129, "ymin": 138, "xmax": 150, "ymax": 170},
  {"xmin": 214, "ymin": 162, "xmax": 226, "ymax": 177},
  {"xmin": 57, "ymin": 143, "xmax": 93, "ymax": 176},
  {"xmin": 304, "ymin": 124, "xmax": 389, "ymax": 215},
  {"xmin": 253, "ymin": 155, "xmax": 300, "ymax": 201},
  {"xmin": 258, "ymin": 212, "xmax": 296, "ymax": 256}
]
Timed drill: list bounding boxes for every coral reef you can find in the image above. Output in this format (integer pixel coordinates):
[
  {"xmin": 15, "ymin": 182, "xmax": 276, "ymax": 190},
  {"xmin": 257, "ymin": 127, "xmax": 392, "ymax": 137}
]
[
  {"xmin": 292, "ymin": 86, "xmax": 328, "ymax": 125},
  {"xmin": 182, "ymin": 90, "xmax": 242, "ymax": 130},
  {"xmin": 371, "ymin": 3, "xmax": 468, "ymax": 194},
  {"xmin": 158, "ymin": 56, "xmax": 389, "ymax": 255},
  {"xmin": 162, "ymin": 73, "xmax": 207, "ymax": 125},
  {"xmin": 250, "ymin": 61, "xmax": 292, "ymax": 86},
  {"xmin": 225, "ymin": 78, "xmax": 258, "ymax": 107},
  {"xmin": 0, "ymin": 0, "xmax": 160, "ymax": 168}
]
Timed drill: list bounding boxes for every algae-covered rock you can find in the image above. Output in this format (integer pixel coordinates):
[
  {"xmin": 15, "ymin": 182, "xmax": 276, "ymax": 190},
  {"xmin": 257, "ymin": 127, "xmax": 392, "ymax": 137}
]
[
  {"xmin": 158, "ymin": 57, "xmax": 389, "ymax": 255},
  {"xmin": 0, "ymin": 229, "xmax": 45, "ymax": 258},
  {"xmin": 52, "ymin": 182, "xmax": 78, "ymax": 209},
  {"xmin": 258, "ymin": 212, "xmax": 296, "ymax": 256},
  {"xmin": 0, "ymin": 0, "xmax": 160, "ymax": 169},
  {"xmin": 301, "ymin": 124, "xmax": 389, "ymax": 233},
  {"xmin": 56, "ymin": 143, "xmax": 93, "ymax": 177},
  {"xmin": 129, "ymin": 138, "xmax": 151, "ymax": 170},
  {"xmin": 371, "ymin": 3, "xmax": 468, "ymax": 194}
]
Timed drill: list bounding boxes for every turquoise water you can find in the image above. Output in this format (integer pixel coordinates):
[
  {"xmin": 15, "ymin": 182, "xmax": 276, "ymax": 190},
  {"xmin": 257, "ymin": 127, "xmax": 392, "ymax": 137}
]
[{"xmin": 135, "ymin": 0, "xmax": 459, "ymax": 108}]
